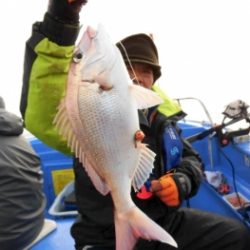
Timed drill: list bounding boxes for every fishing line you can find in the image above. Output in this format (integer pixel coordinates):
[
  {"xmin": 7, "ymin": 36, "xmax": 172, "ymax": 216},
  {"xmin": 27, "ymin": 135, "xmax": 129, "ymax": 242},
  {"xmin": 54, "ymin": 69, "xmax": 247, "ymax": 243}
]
[
  {"xmin": 117, "ymin": 42, "xmax": 141, "ymax": 86},
  {"xmin": 219, "ymin": 146, "xmax": 250, "ymax": 226}
]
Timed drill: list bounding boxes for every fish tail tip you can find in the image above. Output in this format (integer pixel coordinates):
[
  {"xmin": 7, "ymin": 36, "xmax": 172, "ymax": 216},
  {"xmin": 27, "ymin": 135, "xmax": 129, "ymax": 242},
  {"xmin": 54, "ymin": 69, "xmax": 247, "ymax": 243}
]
[{"xmin": 115, "ymin": 206, "xmax": 177, "ymax": 249}]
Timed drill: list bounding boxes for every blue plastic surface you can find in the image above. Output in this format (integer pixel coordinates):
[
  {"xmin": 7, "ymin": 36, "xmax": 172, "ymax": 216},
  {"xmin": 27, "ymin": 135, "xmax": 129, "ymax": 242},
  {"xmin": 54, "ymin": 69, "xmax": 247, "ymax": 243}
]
[
  {"xmin": 49, "ymin": 181, "xmax": 78, "ymax": 217},
  {"xmin": 31, "ymin": 217, "xmax": 75, "ymax": 250},
  {"xmin": 30, "ymin": 137, "xmax": 73, "ymax": 209}
]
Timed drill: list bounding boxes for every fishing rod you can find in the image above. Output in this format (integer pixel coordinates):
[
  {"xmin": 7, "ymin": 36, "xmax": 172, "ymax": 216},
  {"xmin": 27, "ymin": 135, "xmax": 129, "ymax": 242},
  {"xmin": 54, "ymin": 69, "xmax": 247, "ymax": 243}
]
[{"xmin": 186, "ymin": 100, "xmax": 250, "ymax": 144}]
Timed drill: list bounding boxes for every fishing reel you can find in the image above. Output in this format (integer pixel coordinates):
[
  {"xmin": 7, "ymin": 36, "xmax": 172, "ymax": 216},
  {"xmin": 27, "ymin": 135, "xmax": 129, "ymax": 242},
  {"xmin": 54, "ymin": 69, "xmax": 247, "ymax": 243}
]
[
  {"xmin": 222, "ymin": 100, "xmax": 249, "ymax": 121},
  {"xmin": 218, "ymin": 100, "xmax": 250, "ymax": 146}
]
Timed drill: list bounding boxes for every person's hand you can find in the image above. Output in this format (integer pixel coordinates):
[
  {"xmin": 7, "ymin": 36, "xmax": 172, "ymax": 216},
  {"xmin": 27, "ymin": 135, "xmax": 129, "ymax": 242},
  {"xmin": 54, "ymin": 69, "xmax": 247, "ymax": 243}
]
[
  {"xmin": 150, "ymin": 174, "xmax": 181, "ymax": 207},
  {"xmin": 48, "ymin": 0, "xmax": 88, "ymax": 24}
]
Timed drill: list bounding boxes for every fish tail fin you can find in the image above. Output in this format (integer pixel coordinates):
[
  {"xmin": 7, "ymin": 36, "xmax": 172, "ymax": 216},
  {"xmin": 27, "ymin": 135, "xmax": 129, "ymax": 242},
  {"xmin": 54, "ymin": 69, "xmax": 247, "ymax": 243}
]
[{"xmin": 115, "ymin": 206, "xmax": 177, "ymax": 250}]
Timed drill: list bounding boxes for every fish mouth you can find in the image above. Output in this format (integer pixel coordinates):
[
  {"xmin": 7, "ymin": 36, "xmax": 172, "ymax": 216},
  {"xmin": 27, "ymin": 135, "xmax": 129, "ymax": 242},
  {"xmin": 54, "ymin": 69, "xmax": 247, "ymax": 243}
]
[
  {"xmin": 81, "ymin": 79, "xmax": 95, "ymax": 83},
  {"xmin": 99, "ymin": 85, "xmax": 113, "ymax": 91}
]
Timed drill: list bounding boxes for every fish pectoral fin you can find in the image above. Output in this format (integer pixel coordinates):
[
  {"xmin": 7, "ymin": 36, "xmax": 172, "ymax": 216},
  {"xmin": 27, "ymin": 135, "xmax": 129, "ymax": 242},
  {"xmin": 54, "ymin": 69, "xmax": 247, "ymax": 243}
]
[
  {"xmin": 81, "ymin": 156, "xmax": 110, "ymax": 195},
  {"xmin": 130, "ymin": 84, "xmax": 163, "ymax": 110},
  {"xmin": 131, "ymin": 143, "xmax": 156, "ymax": 191}
]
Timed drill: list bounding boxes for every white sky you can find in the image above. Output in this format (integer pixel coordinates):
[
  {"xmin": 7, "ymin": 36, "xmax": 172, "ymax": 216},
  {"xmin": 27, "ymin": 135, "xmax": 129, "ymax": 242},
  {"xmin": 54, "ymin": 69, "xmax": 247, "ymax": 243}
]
[{"xmin": 1, "ymin": 0, "xmax": 250, "ymax": 124}]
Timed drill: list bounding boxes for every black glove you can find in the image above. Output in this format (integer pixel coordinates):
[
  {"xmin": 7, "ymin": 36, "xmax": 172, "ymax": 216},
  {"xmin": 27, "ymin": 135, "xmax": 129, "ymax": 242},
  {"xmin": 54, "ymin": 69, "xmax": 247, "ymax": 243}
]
[{"xmin": 47, "ymin": 0, "xmax": 88, "ymax": 24}]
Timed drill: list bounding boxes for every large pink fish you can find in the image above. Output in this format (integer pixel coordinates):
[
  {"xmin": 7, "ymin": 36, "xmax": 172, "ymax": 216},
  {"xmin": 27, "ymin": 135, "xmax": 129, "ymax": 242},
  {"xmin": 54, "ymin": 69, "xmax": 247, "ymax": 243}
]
[{"xmin": 54, "ymin": 24, "xmax": 177, "ymax": 250}]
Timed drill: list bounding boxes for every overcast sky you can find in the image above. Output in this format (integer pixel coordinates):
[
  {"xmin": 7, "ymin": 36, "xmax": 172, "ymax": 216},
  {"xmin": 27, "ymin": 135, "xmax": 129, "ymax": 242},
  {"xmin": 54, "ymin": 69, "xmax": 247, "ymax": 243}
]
[{"xmin": 1, "ymin": 0, "xmax": 250, "ymax": 124}]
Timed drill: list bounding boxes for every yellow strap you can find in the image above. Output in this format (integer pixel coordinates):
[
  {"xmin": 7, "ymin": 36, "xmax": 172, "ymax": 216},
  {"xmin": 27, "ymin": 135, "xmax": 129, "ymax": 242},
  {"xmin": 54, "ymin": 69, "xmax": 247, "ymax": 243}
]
[{"xmin": 152, "ymin": 85, "xmax": 182, "ymax": 117}]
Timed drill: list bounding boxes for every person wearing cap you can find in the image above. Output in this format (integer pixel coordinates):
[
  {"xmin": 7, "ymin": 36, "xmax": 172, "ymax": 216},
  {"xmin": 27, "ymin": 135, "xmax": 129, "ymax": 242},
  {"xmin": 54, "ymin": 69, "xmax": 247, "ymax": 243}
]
[
  {"xmin": 20, "ymin": 1, "xmax": 250, "ymax": 250},
  {"xmin": 0, "ymin": 96, "xmax": 46, "ymax": 250}
]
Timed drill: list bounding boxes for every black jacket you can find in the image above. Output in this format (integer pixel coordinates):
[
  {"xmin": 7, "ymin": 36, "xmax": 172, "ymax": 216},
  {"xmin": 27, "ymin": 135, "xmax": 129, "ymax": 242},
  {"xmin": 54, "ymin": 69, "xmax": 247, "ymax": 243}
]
[{"xmin": 0, "ymin": 108, "xmax": 46, "ymax": 250}]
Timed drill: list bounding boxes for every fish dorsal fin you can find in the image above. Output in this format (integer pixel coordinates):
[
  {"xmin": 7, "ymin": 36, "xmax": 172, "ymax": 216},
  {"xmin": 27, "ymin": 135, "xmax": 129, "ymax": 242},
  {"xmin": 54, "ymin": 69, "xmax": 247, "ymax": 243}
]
[
  {"xmin": 131, "ymin": 143, "xmax": 156, "ymax": 191},
  {"xmin": 53, "ymin": 99, "xmax": 110, "ymax": 196},
  {"xmin": 130, "ymin": 84, "xmax": 163, "ymax": 110}
]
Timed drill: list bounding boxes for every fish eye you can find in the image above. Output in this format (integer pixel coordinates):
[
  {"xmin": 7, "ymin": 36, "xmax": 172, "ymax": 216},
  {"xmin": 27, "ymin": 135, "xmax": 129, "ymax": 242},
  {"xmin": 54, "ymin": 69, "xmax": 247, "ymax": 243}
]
[{"xmin": 73, "ymin": 51, "xmax": 83, "ymax": 63}]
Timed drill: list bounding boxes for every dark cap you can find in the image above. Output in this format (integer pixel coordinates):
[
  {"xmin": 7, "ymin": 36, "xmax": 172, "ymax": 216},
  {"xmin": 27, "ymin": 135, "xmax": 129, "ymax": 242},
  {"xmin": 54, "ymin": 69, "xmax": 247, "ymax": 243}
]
[
  {"xmin": 0, "ymin": 96, "xmax": 5, "ymax": 109},
  {"xmin": 116, "ymin": 33, "xmax": 161, "ymax": 82}
]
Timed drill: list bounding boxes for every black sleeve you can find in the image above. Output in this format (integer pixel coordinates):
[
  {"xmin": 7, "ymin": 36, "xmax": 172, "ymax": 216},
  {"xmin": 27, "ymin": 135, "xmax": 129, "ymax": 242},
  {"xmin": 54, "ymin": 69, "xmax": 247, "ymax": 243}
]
[
  {"xmin": 174, "ymin": 134, "xmax": 204, "ymax": 198},
  {"xmin": 40, "ymin": 13, "xmax": 80, "ymax": 46}
]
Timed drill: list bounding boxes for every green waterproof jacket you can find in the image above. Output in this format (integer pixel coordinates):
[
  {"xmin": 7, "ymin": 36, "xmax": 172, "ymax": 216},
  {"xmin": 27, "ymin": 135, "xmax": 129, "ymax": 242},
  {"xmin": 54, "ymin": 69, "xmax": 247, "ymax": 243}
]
[{"xmin": 21, "ymin": 14, "xmax": 78, "ymax": 155}]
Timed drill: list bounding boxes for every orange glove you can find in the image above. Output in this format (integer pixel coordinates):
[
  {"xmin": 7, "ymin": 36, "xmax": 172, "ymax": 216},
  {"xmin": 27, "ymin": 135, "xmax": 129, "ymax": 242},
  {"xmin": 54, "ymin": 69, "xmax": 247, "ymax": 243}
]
[{"xmin": 150, "ymin": 174, "xmax": 180, "ymax": 207}]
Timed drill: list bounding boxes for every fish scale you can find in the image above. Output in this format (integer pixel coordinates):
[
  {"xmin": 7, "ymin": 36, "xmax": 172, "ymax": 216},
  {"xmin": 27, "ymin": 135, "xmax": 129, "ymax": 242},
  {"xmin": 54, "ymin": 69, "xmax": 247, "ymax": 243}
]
[
  {"xmin": 86, "ymin": 87, "xmax": 130, "ymax": 141},
  {"xmin": 78, "ymin": 85, "xmax": 128, "ymax": 168}
]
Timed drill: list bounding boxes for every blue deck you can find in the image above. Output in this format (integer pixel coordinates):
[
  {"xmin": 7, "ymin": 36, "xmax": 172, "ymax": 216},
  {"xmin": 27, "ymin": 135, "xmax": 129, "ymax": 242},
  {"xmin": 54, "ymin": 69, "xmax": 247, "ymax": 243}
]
[{"xmin": 32, "ymin": 217, "xmax": 75, "ymax": 250}]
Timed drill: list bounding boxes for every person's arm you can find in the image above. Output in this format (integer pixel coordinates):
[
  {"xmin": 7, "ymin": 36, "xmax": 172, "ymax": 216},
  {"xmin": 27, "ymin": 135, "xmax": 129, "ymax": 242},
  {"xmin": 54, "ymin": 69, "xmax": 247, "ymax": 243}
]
[
  {"xmin": 175, "ymin": 138, "xmax": 204, "ymax": 197},
  {"xmin": 151, "ymin": 118, "xmax": 204, "ymax": 207},
  {"xmin": 151, "ymin": 143, "xmax": 203, "ymax": 207},
  {"xmin": 20, "ymin": 0, "xmax": 87, "ymax": 154}
]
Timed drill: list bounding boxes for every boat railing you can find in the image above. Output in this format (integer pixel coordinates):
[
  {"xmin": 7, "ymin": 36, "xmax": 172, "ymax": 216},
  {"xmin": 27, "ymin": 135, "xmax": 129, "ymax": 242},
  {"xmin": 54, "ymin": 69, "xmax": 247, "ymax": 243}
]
[
  {"xmin": 174, "ymin": 97, "xmax": 215, "ymax": 169},
  {"xmin": 174, "ymin": 97, "xmax": 214, "ymax": 125}
]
